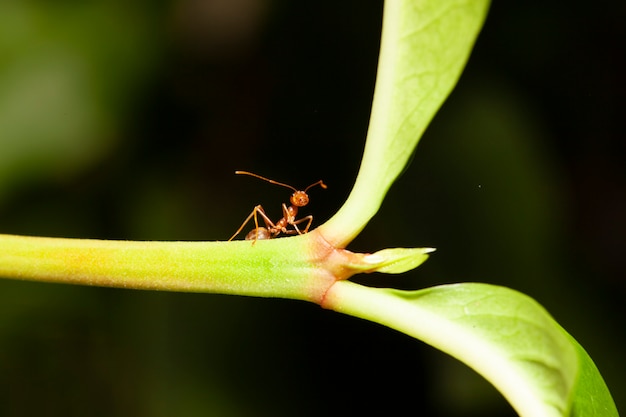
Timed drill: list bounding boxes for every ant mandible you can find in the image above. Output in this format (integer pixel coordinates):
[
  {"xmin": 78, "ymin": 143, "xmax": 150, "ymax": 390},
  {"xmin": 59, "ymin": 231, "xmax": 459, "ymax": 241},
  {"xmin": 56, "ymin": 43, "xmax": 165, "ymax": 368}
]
[{"xmin": 228, "ymin": 171, "xmax": 327, "ymax": 243}]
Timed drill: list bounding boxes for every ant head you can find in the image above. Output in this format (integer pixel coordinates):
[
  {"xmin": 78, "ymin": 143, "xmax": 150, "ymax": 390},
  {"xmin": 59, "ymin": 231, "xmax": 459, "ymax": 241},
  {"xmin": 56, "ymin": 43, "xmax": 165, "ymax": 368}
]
[
  {"xmin": 290, "ymin": 191, "xmax": 309, "ymax": 207},
  {"xmin": 292, "ymin": 180, "xmax": 327, "ymax": 207}
]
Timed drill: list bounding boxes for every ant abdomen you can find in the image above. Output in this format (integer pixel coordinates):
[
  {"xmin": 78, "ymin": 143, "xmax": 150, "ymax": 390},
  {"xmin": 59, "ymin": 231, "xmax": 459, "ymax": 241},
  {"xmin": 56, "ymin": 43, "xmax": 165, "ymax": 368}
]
[{"xmin": 245, "ymin": 227, "xmax": 272, "ymax": 241}]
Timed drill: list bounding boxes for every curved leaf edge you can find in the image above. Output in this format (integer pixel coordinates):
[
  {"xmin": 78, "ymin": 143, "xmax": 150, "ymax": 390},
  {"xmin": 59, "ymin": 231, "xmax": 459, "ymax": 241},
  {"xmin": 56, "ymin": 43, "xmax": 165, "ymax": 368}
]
[
  {"xmin": 567, "ymin": 333, "xmax": 619, "ymax": 416},
  {"xmin": 322, "ymin": 280, "xmax": 618, "ymax": 417}
]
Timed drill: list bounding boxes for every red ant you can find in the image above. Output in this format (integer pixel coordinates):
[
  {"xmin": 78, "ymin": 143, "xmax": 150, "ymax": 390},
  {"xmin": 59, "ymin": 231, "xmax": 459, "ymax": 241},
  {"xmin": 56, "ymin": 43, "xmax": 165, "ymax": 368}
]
[{"xmin": 228, "ymin": 171, "xmax": 327, "ymax": 243}]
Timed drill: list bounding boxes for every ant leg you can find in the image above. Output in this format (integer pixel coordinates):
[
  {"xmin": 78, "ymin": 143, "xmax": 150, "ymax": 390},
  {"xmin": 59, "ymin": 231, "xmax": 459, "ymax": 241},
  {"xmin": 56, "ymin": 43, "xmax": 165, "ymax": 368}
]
[
  {"xmin": 253, "ymin": 207, "xmax": 278, "ymax": 241},
  {"xmin": 291, "ymin": 215, "xmax": 314, "ymax": 235},
  {"xmin": 229, "ymin": 205, "xmax": 274, "ymax": 241},
  {"xmin": 229, "ymin": 209, "xmax": 257, "ymax": 241},
  {"xmin": 274, "ymin": 203, "xmax": 294, "ymax": 235}
]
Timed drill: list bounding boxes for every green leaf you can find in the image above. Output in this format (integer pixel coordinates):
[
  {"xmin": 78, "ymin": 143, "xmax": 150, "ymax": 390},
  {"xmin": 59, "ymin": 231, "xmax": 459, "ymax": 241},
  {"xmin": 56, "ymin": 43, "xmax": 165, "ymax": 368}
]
[
  {"xmin": 568, "ymin": 336, "xmax": 620, "ymax": 416},
  {"xmin": 347, "ymin": 247, "xmax": 435, "ymax": 274},
  {"xmin": 323, "ymin": 281, "xmax": 618, "ymax": 417},
  {"xmin": 320, "ymin": 0, "xmax": 491, "ymax": 246}
]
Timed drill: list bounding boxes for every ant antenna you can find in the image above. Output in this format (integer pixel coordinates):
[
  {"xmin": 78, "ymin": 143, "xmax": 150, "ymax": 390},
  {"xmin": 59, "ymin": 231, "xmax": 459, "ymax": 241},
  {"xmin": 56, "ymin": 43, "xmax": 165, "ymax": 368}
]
[
  {"xmin": 305, "ymin": 180, "xmax": 327, "ymax": 192},
  {"xmin": 235, "ymin": 171, "xmax": 297, "ymax": 192},
  {"xmin": 235, "ymin": 171, "xmax": 327, "ymax": 192}
]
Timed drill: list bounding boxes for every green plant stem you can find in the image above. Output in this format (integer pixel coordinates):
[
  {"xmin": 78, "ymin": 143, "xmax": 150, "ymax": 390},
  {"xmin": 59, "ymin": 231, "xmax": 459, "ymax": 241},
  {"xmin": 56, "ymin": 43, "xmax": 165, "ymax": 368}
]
[
  {"xmin": 0, "ymin": 233, "xmax": 336, "ymax": 302},
  {"xmin": 0, "ymin": 232, "xmax": 430, "ymax": 302}
]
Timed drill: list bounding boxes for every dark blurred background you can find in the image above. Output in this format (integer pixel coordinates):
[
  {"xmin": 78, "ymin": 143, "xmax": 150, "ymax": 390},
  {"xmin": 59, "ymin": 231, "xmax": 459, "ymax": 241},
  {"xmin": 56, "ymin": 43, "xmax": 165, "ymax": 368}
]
[{"xmin": 0, "ymin": 1, "xmax": 623, "ymax": 416}]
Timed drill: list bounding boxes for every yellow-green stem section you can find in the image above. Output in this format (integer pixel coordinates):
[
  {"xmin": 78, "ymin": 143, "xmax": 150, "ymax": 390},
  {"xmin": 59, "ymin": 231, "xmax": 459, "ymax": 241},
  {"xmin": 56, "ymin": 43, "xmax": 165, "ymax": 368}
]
[{"xmin": 0, "ymin": 233, "xmax": 337, "ymax": 302}]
